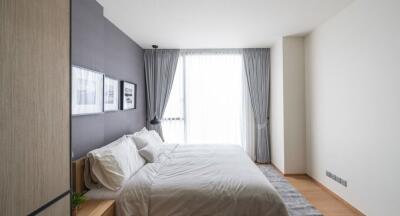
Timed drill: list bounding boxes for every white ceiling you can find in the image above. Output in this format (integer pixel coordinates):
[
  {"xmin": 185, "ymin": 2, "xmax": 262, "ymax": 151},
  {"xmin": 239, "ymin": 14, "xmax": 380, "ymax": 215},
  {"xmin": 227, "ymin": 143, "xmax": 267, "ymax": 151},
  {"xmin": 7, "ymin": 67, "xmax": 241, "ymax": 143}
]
[{"xmin": 96, "ymin": 0, "xmax": 354, "ymax": 49}]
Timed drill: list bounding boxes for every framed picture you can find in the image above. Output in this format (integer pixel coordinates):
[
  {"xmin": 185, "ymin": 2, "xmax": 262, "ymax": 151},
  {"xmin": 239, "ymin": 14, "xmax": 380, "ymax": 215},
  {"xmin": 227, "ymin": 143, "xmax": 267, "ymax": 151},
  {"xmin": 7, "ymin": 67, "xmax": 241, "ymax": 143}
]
[
  {"xmin": 121, "ymin": 81, "xmax": 136, "ymax": 110},
  {"xmin": 104, "ymin": 76, "xmax": 119, "ymax": 111},
  {"xmin": 71, "ymin": 65, "xmax": 104, "ymax": 115}
]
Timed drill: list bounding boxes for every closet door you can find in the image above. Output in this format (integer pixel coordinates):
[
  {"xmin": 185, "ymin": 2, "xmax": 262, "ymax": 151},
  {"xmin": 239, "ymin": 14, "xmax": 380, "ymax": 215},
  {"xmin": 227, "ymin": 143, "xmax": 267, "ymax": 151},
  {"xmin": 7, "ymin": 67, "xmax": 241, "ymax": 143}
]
[
  {"xmin": 0, "ymin": 0, "xmax": 70, "ymax": 215},
  {"xmin": 38, "ymin": 195, "xmax": 71, "ymax": 216}
]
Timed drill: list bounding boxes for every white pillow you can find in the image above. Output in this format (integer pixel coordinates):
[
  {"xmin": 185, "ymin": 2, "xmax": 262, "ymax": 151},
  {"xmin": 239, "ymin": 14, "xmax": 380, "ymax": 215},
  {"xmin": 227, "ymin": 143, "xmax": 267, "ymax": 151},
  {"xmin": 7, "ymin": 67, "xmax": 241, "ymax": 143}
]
[
  {"xmin": 138, "ymin": 144, "xmax": 161, "ymax": 163},
  {"xmin": 126, "ymin": 127, "xmax": 149, "ymax": 148},
  {"xmin": 149, "ymin": 130, "xmax": 163, "ymax": 143},
  {"xmin": 87, "ymin": 136, "xmax": 145, "ymax": 191},
  {"xmin": 134, "ymin": 127, "xmax": 148, "ymax": 136},
  {"xmin": 131, "ymin": 129, "xmax": 163, "ymax": 149}
]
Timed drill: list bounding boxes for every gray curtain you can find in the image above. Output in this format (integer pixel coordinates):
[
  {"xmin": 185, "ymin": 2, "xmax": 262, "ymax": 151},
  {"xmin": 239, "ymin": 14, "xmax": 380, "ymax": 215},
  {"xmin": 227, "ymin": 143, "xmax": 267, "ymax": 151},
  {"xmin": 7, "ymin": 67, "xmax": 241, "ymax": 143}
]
[
  {"xmin": 144, "ymin": 49, "xmax": 180, "ymax": 139},
  {"xmin": 243, "ymin": 48, "xmax": 271, "ymax": 163}
]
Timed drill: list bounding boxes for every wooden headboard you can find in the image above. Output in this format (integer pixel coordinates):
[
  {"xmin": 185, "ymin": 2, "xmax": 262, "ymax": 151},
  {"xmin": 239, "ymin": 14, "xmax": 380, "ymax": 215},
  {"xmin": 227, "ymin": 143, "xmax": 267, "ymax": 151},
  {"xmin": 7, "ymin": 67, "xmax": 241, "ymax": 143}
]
[{"xmin": 72, "ymin": 157, "xmax": 88, "ymax": 194}]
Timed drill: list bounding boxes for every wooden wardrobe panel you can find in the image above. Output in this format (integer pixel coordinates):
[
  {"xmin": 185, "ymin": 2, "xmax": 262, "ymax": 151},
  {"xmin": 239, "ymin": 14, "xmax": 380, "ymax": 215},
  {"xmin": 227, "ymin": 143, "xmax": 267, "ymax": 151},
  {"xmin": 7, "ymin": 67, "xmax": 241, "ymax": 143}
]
[
  {"xmin": 38, "ymin": 195, "xmax": 71, "ymax": 216},
  {"xmin": 0, "ymin": 0, "xmax": 70, "ymax": 214}
]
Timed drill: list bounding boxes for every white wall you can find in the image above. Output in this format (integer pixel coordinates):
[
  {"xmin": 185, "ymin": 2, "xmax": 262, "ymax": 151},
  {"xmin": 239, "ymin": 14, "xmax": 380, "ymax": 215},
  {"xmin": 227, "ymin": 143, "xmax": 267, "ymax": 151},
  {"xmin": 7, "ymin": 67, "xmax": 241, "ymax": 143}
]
[
  {"xmin": 283, "ymin": 37, "xmax": 306, "ymax": 174},
  {"xmin": 305, "ymin": 0, "xmax": 400, "ymax": 215},
  {"xmin": 271, "ymin": 37, "xmax": 306, "ymax": 174},
  {"xmin": 270, "ymin": 38, "xmax": 285, "ymax": 172}
]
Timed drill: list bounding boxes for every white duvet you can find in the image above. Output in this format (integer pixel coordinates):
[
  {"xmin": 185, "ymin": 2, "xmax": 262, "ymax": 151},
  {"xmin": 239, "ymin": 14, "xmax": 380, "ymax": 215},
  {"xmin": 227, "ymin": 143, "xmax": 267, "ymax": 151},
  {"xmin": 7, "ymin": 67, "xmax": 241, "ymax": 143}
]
[{"xmin": 117, "ymin": 144, "xmax": 288, "ymax": 216}]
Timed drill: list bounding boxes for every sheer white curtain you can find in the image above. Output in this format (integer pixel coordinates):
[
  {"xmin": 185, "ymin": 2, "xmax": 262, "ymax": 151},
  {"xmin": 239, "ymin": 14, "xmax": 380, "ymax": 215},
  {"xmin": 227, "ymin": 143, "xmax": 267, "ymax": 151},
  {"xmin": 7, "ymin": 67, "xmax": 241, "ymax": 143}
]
[
  {"xmin": 162, "ymin": 58, "xmax": 185, "ymax": 144},
  {"xmin": 185, "ymin": 52, "xmax": 242, "ymax": 145},
  {"xmin": 162, "ymin": 50, "xmax": 255, "ymax": 158}
]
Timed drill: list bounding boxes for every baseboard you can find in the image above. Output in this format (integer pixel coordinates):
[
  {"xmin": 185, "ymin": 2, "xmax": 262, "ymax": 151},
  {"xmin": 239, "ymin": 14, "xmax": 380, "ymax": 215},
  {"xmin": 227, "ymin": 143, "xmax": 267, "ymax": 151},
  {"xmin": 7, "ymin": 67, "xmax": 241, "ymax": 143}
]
[
  {"xmin": 306, "ymin": 175, "xmax": 366, "ymax": 216},
  {"xmin": 270, "ymin": 163, "xmax": 306, "ymax": 176},
  {"xmin": 283, "ymin": 173, "xmax": 307, "ymax": 176}
]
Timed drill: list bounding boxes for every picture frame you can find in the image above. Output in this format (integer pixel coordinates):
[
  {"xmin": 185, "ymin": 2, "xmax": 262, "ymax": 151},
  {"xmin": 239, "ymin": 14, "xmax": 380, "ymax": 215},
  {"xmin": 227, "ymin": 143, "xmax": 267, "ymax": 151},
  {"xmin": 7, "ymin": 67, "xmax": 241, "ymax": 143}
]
[
  {"xmin": 103, "ymin": 76, "xmax": 119, "ymax": 112},
  {"xmin": 71, "ymin": 65, "xmax": 104, "ymax": 115},
  {"xmin": 120, "ymin": 81, "xmax": 136, "ymax": 110}
]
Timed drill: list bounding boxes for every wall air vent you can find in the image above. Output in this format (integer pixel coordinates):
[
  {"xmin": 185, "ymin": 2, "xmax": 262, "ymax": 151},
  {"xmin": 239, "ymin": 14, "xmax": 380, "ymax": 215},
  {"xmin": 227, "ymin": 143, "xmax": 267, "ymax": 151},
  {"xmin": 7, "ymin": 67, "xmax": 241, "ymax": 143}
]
[{"xmin": 326, "ymin": 170, "xmax": 347, "ymax": 187}]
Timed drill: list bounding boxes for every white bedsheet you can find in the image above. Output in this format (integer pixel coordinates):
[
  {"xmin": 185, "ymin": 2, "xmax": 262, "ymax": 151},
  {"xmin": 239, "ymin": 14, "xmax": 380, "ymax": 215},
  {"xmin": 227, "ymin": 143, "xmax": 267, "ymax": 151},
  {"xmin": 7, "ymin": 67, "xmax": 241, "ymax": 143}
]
[
  {"xmin": 85, "ymin": 187, "xmax": 122, "ymax": 200},
  {"xmin": 118, "ymin": 144, "xmax": 288, "ymax": 216}
]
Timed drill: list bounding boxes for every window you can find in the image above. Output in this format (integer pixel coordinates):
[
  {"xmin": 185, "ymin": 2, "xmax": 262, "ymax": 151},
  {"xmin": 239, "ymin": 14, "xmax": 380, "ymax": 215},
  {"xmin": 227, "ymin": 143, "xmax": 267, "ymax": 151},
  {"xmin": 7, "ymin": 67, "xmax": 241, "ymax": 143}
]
[{"xmin": 163, "ymin": 52, "xmax": 244, "ymax": 146}]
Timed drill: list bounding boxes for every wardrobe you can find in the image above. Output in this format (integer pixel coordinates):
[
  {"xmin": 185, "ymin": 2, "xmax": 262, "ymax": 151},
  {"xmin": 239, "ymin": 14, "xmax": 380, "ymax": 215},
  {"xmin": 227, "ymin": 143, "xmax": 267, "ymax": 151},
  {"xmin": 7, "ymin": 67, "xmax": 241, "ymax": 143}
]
[{"xmin": 0, "ymin": 0, "xmax": 71, "ymax": 215}]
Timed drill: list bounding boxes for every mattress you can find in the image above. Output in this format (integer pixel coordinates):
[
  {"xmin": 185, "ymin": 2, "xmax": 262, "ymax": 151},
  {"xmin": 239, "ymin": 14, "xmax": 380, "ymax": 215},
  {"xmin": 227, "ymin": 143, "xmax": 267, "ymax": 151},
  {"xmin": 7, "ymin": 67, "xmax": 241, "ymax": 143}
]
[
  {"xmin": 117, "ymin": 144, "xmax": 289, "ymax": 216},
  {"xmin": 85, "ymin": 187, "xmax": 122, "ymax": 200}
]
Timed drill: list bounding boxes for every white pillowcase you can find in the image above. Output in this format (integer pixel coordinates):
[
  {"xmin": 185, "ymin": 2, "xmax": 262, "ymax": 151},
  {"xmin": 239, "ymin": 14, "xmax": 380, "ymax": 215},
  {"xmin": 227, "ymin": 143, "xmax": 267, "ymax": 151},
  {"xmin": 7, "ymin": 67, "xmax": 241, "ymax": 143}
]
[
  {"xmin": 134, "ymin": 127, "xmax": 148, "ymax": 136},
  {"xmin": 126, "ymin": 127, "xmax": 148, "ymax": 149},
  {"xmin": 130, "ymin": 129, "xmax": 163, "ymax": 150},
  {"xmin": 87, "ymin": 136, "xmax": 145, "ymax": 191},
  {"xmin": 138, "ymin": 144, "xmax": 161, "ymax": 163},
  {"xmin": 149, "ymin": 130, "xmax": 163, "ymax": 143}
]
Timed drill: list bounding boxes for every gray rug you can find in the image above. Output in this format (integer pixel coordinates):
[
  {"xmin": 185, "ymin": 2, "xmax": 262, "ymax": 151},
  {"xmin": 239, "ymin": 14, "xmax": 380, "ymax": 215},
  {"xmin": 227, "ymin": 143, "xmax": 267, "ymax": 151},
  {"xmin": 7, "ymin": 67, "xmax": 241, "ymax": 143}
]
[{"xmin": 258, "ymin": 164, "xmax": 323, "ymax": 216}]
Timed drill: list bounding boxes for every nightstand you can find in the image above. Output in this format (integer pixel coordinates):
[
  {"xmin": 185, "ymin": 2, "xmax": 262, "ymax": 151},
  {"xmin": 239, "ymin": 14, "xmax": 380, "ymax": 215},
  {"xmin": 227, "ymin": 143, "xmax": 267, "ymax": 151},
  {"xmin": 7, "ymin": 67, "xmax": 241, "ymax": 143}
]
[{"xmin": 76, "ymin": 200, "xmax": 115, "ymax": 216}]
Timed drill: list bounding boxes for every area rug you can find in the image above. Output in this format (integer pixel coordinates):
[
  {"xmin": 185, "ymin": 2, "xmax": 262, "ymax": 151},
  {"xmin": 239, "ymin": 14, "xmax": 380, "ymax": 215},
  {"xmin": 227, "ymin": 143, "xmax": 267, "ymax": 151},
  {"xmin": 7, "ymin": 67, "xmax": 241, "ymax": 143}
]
[{"xmin": 258, "ymin": 164, "xmax": 323, "ymax": 216}]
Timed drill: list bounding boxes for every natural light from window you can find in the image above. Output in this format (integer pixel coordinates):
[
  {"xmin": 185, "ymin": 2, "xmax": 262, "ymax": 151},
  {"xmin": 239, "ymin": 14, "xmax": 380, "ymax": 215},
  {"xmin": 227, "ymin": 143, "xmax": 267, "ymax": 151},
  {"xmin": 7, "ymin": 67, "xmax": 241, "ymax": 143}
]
[{"xmin": 162, "ymin": 53, "xmax": 243, "ymax": 145}]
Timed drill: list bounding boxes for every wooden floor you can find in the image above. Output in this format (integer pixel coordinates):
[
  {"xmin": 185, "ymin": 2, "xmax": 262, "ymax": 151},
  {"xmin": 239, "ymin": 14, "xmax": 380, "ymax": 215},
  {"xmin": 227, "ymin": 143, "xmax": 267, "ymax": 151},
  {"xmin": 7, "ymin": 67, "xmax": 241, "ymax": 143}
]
[{"xmin": 285, "ymin": 175, "xmax": 363, "ymax": 216}]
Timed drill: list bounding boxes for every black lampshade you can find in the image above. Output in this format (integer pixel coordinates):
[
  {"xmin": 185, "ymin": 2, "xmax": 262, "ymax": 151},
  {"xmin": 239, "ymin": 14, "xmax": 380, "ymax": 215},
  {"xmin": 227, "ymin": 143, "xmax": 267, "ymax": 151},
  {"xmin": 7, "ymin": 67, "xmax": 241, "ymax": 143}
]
[{"xmin": 150, "ymin": 116, "xmax": 161, "ymax": 125}]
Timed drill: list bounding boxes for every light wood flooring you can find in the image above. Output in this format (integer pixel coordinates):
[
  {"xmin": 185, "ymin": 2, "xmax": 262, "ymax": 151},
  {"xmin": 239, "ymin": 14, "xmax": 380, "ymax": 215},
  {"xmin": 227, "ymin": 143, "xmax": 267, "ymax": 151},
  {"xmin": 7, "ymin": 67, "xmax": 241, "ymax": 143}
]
[{"xmin": 285, "ymin": 175, "xmax": 364, "ymax": 216}]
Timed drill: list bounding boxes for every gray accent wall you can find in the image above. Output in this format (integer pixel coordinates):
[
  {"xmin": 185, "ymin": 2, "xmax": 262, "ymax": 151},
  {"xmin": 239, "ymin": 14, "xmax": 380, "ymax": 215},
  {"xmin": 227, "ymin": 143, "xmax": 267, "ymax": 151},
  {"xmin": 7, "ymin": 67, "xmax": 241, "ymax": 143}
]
[{"xmin": 71, "ymin": 0, "xmax": 146, "ymax": 159}]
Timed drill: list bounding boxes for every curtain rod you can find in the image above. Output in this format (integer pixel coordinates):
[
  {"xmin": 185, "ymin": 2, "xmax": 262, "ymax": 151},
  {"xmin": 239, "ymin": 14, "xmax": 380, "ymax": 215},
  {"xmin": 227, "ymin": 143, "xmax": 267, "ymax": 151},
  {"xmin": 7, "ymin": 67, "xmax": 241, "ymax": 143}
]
[{"xmin": 143, "ymin": 48, "xmax": 270, "ymax": 55}]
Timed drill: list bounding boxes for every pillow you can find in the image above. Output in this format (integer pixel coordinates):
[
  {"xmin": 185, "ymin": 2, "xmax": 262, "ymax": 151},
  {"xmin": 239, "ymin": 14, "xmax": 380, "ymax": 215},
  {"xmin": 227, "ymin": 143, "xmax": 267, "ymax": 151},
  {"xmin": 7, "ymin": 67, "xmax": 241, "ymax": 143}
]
[
  {"xmin": 87, "ymin": 136, "xmax": 145, "ymax": 191},
  {"xmin": 86, "ymin": 137, "xmax": 125, "ymax": 187},
  {"xmin": 149, "ymin": 130, "xmax": 163, "ymax": 143},
  {"xmin": 130, "ymin": 129, "xmax": 163, "ymax": 149},
  {"xmin": 126, "ymin": 127, "xmax": 149, "ymax": 149},
  {"xmin": 133, "ymin": 127, "xmax": 148, "ymax": 136},
  {"xmin": 138, "ymin": 144, "xmax": 161, "ymax": 163}
]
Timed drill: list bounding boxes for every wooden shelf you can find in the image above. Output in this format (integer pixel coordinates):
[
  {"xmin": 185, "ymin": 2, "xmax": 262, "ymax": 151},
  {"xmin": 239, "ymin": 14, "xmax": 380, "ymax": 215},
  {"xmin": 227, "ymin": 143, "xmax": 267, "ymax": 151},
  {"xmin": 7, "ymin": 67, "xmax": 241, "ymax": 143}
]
[{"xmin": 76, "ymin": 200, "xmax": 115, "ymax": 216}]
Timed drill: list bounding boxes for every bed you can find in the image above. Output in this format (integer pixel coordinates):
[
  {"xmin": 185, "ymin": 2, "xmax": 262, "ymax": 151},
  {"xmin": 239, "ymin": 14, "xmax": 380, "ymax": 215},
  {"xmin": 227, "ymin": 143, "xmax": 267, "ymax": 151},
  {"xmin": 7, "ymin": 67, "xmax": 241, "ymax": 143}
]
[{"xmin": 73, "ymin": 144, "xmax": 288, "ymax": 216}]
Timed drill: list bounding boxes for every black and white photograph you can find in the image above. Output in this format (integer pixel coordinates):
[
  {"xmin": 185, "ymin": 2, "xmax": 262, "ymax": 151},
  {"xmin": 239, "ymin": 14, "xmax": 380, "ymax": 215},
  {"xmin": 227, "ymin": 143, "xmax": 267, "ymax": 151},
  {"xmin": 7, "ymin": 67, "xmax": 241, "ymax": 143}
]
[
  {"xmin": 104, "ymin": 76, "xmax": 119, "ymax": 111},
  {"xmin": 71, "ymin": 65, "xmax": 104, "ymax": 115},
  {"xmin": 121, "ymin": 81, "xmax": 136, "ymax": 110}
]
